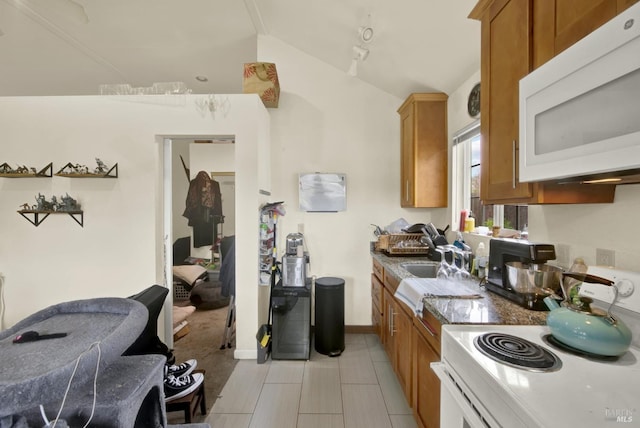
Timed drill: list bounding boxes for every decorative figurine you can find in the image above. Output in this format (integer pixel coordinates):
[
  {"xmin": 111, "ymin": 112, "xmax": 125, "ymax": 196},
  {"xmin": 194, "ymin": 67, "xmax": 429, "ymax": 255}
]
[
  {"xmin": 74, "ymin": 163, "xmax": 89, "ymax": 174},
  {"xmin": 29, "ymin": 193, "xmax": 80, "ymax": 212},
  {"xmin": 0, "ymin": 163, "xmax": 35, "ymax": 174},
  {"xmin": 35, "ymin": 193, "xmax": 55, "ymax": 211},
  {"xmin": 58, "ymin": 162, "xmax": 89, "ymax": 175},
  {"xmin": 94, "ymin": 158, "xmax": 109, "ymax": 174},
  {"xmin": 59, "ymin": 193, "xmax": 80, "ymax": 211}
]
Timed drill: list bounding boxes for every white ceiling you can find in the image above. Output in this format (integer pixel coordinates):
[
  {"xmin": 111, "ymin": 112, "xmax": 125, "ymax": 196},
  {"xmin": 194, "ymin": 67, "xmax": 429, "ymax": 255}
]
[{"xmin": 0, "ymin": 0, "xmax": 480, "ymax": 98}]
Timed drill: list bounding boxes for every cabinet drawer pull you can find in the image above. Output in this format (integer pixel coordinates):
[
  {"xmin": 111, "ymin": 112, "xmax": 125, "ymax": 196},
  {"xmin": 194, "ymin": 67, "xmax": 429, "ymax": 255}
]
[
  {"xmin": 512, "ymin": 140, "xmax": 516, "ymax": 189},
  {"xmin": 420, "ymin": 318, "xmax": 437, "ymax": 337},
  {"xmin": 389, "ymin": 304, "xmax": 396, "ymax": 336}
]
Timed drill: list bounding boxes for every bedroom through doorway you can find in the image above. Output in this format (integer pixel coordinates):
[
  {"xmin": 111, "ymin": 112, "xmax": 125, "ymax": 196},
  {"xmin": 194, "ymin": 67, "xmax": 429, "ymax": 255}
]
[{"xmin": 167, "ymin": 137, "xmax": 237, "ymax": 355}]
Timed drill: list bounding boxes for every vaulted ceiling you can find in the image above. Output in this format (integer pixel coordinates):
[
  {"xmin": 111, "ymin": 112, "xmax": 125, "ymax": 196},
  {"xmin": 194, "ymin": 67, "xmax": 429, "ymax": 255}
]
[{"xmin": 0, "ymin": 0, "xmax": 480, "ymax": 98}]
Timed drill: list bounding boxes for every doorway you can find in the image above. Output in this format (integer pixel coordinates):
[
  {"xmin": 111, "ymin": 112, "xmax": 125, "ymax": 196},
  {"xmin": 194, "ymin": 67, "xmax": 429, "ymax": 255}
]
[{"xmin": 164, "ymin": 137, "xmax": 236, "ymax": 349}]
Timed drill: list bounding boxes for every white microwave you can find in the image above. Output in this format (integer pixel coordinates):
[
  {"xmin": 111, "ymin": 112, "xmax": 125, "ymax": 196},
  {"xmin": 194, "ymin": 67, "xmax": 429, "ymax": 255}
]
[{"xmin": 519, "ymin": 2, "xmax": 640, "ymax": 184}]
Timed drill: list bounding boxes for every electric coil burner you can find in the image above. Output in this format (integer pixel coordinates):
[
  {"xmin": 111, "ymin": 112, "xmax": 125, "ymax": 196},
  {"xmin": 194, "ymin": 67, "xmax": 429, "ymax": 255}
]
[
  {"xmin": 542, "ymin": 334, "xmax": 619, "ymax": 361},
  {"xmin": 435, "ymin": 265, "xmax": 640, "ymax": 428},
  {"xmin": 474, "ymin": 332, "xmax": 562, "ymax": 372}
]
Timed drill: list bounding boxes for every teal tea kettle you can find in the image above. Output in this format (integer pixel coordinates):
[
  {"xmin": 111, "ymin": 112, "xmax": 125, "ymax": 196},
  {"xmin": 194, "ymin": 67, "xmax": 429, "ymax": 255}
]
[{"xmin": 544, "ymin": 272, "xmax": 632, "ymax": 357}]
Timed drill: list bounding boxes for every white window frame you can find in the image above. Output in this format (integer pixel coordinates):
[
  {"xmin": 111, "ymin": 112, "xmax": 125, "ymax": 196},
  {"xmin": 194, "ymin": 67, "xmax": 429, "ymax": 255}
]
[{"xmin": 452, "ymin": 120, "xmax": 504, "ymax": 232}]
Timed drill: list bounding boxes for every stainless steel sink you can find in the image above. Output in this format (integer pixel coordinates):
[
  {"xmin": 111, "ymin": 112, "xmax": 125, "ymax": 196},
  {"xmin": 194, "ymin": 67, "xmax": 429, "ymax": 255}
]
[{"xmin": 400, "ymin": 262, "xmax": 439, "ymax": 278}]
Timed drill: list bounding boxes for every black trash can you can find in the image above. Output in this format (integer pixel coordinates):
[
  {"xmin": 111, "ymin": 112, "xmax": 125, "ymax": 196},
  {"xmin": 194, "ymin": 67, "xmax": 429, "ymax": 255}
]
[{"xmin": 314, "ymin": 277, "xmax": 345, "ymax": 356}]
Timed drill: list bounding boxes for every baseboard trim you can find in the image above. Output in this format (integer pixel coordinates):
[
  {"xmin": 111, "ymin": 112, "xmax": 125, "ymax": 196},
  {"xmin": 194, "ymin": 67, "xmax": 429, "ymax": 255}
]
[
  {"xmin": 345, "ymin": 325, "xmax": 375, "ymax": 334},
  {"xmin": 309, "ymin": 325, "xmax": 376, "ymax": 335},
  {"xmin": 234, "ymin": 348, "xmax": 257, "ymax": 360}
]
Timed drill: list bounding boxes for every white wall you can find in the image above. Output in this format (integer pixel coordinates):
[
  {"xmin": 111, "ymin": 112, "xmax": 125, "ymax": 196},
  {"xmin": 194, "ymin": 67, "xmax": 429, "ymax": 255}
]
[
  {"xmin": 447, "ymin": 70, "xmax": 481, "ymax": 135},
  {"xmin": 212, "ymin": 174, "xmax": 236, "ymax": 238},
  {"xmin": 0, "ymin": 94, "xmax": 268, "ymax": 360},
  {"xmin": 447, "ymin": 70, "xmax": 640, "ymax": 271},
  {"xmin": 258, "ymin": 36, "xmax": 447, "ymax": 326}
]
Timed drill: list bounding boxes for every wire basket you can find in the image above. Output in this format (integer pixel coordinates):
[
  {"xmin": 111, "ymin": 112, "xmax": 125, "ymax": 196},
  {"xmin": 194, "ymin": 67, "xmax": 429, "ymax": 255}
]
[
  {"xmin": 173, "ymin": 283, "xmax": 191, "ymax": 301},
  {"xmin": 377, "ymin": 234, "xmax": 430, "ymax": 255}
]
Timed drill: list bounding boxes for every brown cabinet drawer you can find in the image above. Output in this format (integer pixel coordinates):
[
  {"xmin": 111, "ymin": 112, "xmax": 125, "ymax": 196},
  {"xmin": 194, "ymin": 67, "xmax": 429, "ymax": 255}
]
[
  {"xmin": 372, "ymin": 258, "xmax": 384, "ymax": 281},
  {"xmin": 371, "ymin": 273, "xmax": 383, "ymax": 312},
  {"xmin": 415, "ymin": 310, "xmax": 442, "ymax": 356},
  {"xmin": 384, "ymin": 270, "xmax": 401, "ymax": 294},
  {"xmin": 372, "ymin": 301, "xmax": 382, "ymax": 338}
]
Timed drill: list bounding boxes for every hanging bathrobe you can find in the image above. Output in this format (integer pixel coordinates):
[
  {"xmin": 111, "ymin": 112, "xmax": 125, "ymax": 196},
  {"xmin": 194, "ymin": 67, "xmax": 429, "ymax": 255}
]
[{"xmin": 183, "ymin": 171, "xmax": 223, "ymax": 247}]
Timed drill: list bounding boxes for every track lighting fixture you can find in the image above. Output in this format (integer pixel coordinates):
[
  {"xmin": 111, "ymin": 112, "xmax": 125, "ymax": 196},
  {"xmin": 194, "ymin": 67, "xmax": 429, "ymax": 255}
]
[
  {"xmin": 347, "ymin": 45, "xmax": 369, "ymax": 77},
  {"xmin": 359, "ymin": 26, "xmax": 374, "ymax": 43}
]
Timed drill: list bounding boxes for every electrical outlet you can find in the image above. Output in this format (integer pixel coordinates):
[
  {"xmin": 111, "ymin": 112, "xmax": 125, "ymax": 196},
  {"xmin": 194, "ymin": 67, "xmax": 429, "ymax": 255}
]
[
  {"xmin": 298, "ymin": 223, "xmax": 304, "ymax": 234},
  {"xmin": 596, "ymin": 248, "xmax": 615, "ymax": 267}
]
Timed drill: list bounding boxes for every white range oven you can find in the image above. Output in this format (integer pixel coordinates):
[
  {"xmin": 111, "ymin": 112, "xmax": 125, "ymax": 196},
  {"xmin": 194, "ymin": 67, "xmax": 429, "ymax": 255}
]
[{"xmin": 433, "ymin": 266, "xmax": 640, "ymax": 427}]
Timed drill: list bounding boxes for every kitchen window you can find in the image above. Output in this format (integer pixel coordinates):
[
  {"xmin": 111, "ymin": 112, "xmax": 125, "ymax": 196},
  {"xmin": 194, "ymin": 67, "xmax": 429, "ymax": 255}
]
[{"xmin": 452, "ymin": 120, "xmax": 527, "ymax": 232}]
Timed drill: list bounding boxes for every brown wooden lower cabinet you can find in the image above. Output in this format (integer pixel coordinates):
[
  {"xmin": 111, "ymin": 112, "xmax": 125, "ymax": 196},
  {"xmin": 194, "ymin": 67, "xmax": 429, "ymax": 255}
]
[
  {"xmin": 394, "ymin": 302, "xmax": 413, "ymax": 402},
  {"xmin": 382, "ymin": 282, "xmax": 413, "ymax": 404},
  {"xmin": 372, "ymin": 261, "xmax": 442, "ymax": 426},
  {"xmin": 371, "ymin": 273, "xmax": 383, "ymax": 338},
  {"xmin": 412, "ymin": 317, "xmax": 441, "ymax": 428},
  {"xmin": 383, "ymin": 287, "xmax": 395, "ymax": 363}
]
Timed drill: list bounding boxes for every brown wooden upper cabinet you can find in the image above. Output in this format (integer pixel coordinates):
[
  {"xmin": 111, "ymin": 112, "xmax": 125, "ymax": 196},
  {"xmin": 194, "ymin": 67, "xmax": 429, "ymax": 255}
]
[
  {"xmin": 468, "ymin": 0, "xmax": 633, "ymax": 205},
  {"xmin": 534, "ymin": 0, "xmax": 640, "ymax": 65},
  {"xmin": 397, "ymin": 93, "xmax": 448, "ymax": 208}
]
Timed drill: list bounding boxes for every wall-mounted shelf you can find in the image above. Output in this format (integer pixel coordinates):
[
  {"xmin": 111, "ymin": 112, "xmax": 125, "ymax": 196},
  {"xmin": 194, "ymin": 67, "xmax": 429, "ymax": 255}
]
[
  {"xmin": 18, "ymin": 209, "xmax": 84, "ymax": 227},
  {"xmin": 55, "ymin": 162, "xmax": 118, "ymax": 178},
  {"xmin": 0, "ymin": 162, "xmax": 53, "ymax": 178}
]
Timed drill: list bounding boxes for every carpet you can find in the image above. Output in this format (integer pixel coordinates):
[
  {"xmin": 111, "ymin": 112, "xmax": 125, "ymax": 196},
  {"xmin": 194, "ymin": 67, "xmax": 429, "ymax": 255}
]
[{"xmin": 167, "ymin": 303, "xmax": 238, "ymax": 424}]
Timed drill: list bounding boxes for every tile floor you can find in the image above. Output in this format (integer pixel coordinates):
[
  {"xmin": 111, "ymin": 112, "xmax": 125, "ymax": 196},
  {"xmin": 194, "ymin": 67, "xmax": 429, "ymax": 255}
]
[{"xmin": 204, "ymin": 334, "xmax": 417, "ymax": 428}]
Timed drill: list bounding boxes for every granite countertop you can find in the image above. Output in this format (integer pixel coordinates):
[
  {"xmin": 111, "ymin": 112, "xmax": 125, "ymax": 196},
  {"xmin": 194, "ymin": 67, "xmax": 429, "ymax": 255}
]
[{"xmin": 372, "ymin": 251, "xmax": 548, "ymax": 326}]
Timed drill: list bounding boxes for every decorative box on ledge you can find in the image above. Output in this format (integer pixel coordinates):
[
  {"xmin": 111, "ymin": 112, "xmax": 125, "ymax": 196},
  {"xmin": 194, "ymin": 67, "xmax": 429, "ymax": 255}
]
[{"xmin": 243, "ymin": 62, "xmax": 280, "ymax": 108}]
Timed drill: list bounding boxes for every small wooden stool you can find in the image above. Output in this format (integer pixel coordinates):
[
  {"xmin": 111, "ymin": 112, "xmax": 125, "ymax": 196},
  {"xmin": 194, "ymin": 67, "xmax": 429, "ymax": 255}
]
[{"xmin": 166, "ymin": 369, "xmax": 207, "ymax": 423}]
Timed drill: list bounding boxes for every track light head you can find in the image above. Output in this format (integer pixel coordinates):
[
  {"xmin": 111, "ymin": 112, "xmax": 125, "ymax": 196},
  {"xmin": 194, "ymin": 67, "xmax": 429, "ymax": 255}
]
[
  {"xmin": 352, "ymin": 45, "xmax": 369, "ymax": 61},
  {"xmin": 347, "ymin": 45, "xmax": 369, "ymax": 77}
]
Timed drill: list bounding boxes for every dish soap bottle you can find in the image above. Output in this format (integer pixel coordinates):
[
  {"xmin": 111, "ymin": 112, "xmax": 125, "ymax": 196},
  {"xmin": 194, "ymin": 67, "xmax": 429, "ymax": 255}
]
[{"xmin": 464, "ymin": 211, "xmax": 475, "ymax": 233}]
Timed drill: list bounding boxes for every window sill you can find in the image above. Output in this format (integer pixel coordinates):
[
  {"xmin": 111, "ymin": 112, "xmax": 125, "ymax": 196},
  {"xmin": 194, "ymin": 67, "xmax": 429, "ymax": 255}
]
[{"xmin": 458, "ymin": 229, "xmax": 524, "ymax": 239}]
